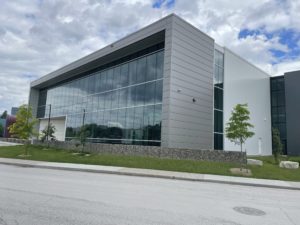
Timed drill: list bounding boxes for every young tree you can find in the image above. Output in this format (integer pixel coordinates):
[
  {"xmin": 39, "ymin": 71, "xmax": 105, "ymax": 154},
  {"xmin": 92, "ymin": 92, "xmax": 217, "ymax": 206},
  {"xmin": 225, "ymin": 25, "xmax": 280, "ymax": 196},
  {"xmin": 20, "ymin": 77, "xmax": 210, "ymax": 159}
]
[
  {"xmin": 225, "ymin": 103, "xmax": 255, "ymax": 157},
  {"xmin": 0, "ymin": 110, "xmax": 7, "ymax": 119},
  {"xmin": 40, "ymin": 123, "xmax": 56, "ymax": 142},
  {"xmin": 78, "ymin": 125, "xmax": 89, "ymax": 153},
  {"xmin": 0, "ymin": 123, "xmax": 3, "ymax": 137},
  {"xmin": 272, "ymin": 127, "xmax": 283, "ymax": 164},
  {"xmin": 8, "ymin": 105, "xmax": 37, "ymax": 155},
  {"xmin": 75, "ymin": 109, "xmax": 89, "ymax": 154}
]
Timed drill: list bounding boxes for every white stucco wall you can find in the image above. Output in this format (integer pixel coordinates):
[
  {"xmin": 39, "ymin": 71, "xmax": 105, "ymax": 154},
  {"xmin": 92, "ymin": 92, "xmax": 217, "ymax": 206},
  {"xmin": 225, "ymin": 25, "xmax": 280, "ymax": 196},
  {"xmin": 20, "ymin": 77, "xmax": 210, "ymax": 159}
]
[
  {"xmin": 223, "ymin": 48, "xmax": 272, "ymax": 155},
  {"xmin": 39, "ymin": 117, "xmax": 66, "ymax": 141}
]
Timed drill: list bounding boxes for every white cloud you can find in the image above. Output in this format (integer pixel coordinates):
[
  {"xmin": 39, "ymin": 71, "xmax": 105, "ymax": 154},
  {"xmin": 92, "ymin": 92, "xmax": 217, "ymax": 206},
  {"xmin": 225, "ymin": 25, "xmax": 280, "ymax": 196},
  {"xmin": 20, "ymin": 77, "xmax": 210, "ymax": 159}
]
[
  {"xmin": 0, "ymin": 0, "xmax": 299, "ymax": 113},
  {"xmin": 270, "ymin": 58, "xmax": 300, "ymax": 76}
]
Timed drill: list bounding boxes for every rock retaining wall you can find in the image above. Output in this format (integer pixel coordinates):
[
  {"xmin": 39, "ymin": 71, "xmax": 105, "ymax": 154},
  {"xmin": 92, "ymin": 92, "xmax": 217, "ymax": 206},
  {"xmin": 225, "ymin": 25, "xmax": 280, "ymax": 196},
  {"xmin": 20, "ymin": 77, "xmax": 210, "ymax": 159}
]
[{"xmin": 0, "ymin": 138, "xmax": 245, "ymax": 163}]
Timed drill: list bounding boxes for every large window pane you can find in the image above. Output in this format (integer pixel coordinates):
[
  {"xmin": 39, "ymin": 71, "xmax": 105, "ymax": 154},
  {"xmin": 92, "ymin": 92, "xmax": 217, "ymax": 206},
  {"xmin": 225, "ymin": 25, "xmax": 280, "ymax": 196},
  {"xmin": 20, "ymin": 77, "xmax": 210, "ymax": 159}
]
[
  {"xmin": 136, "ymin": 57, "xmax": 146, "ymax": 84},
  {"xmin": 97, "ymin": 93, "xmax": 105, "ymax": 110},
  {"xmin": 104, "ymin": 92, "xmax": 112, "ymax": 109},
  {"xmin": 92, "ymin": 95, "xmax": 98, "ymax": 110},
  {"xmin": 155, "ymin": 80, "xmax": 163, "ymax": 104},
  {"xmin": 214, "ymin": 133, "xmax": 223, "ymax": 150},
  {"xmin": 94, "ymin": 73, "xmax": 101, "ymax": 93},
  {"xmin": 103, "ymin": 110, "xmax": 111, "ymax": 137},
  {"xmin": 120, "ymin": 63, "xmax": 129, "ymax": 87},
  {"xmin": 214, "ymin": 110, "xmax": 223, "ymax": 133},
  {"xmin": 146, "ymin": 53, "xmax": 156, "ymax": 81},
  {"xmin": 214, "ymin": 87, "xmax": 223, "ymax": 110},
  {"xmin": 135, "ymin": 83, "xmax": 145, "ymax": 106},
  {"xmin": 126, "ymin": 108, "xmax": 135, "ymax": 141},
  {"xmin": 106, "ymin": 69, "xmax": 114, "ymax": 90},
  {"xmin": 100, "ymin": 71, "xmax": 107, "ymax": 92},
  {"xmin": 134, "ymin": 106, "xmax": 144, "ymax": 140},
  {"xmin": 86, "ymin": 96, "xmax": 93, "ymax": 112},
  {"xmin": 40, "ymin": 48, "xmax": 164, "ymax": 145},
  {"xmin": 96, "ymin": 111, "xmax": 104, "ymax": 138},
  {"xmin": 156, "ymin": 51, "xmax": 164, "ymax": 79},
  {"xmin": 129, "ymin": 60, "xmax": 137, "ymax": 85},
  {"xmin": 118, "ymin": 108, "xmax": 126, "ymax": 138},
  {"xmin": 88, "ymin": 75, "xmax": 96, "ymax": 94},
  {"xmin": 153, "ymin": 104, "xmax": 162, "ymax": 140},
  {"xmin": 111, "ymin": 90, "xmax": 119, "ymax": 109},
  {"xmin": 143, "ymin": 105, "xmax": 154, "ymax": 140},
  {"xmin": 144, "ymin": 82, "xmax": 155, "ymax": 105},
  {"xmin": 113, "ymin": 66, "xmax": 121, "ymax": 89},
  {"xmin": 118, "ymin": 88, "xmax": 128, "ymax": 108},
  {"xmin": 127, "ymin": 86, "xmax": 136, "ymax": 107}
]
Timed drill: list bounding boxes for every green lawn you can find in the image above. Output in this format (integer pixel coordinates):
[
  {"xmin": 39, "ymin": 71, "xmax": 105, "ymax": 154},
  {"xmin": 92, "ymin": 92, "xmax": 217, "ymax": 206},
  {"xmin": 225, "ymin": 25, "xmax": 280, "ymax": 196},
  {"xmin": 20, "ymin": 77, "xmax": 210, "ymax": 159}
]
[{"xmin": 0, "ymin": 145, "xmax": 299, "ymax": 181}]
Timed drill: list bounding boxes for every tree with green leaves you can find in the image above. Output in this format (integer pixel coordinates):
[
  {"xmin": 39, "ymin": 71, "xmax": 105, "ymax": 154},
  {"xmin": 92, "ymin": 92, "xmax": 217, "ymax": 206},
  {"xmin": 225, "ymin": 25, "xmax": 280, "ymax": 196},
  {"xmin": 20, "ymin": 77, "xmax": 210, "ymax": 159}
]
[
  {"xmin": 77, "ymin": 125, "xmax": 89, "ymax": 153},
  {"xmin": 0, "ymin": 110, "xmax": 7, "ymax": 119},
  {"xmin": 40, "ymin": 123, "xmax": 56, "ymax": 142},
  {"xmin": 272, "ymin": 127, "xmax": 283, "ymax": 164},
  {"xmin": 75, "ymin": 109, "xmax": 90, "ymax": 154},
  {"xmin": 225, "ymin": 103, "xmax": 255, "ymax": 155},
  {"xmin": 0, "ymin": 123, "xmax": 3, "ymax": 137},
  {"xmin": 8, "ymin": 105, "xmax": 37, "ymax": 156}
]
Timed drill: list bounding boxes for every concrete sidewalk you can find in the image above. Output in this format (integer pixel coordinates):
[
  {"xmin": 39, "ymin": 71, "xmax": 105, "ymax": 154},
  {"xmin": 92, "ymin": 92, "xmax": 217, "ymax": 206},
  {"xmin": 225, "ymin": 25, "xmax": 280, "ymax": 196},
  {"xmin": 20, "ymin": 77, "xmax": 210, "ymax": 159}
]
[
  {"xmin": 0, "ymin": 141, "xmax": 23, "ymax": 147},
  {"xmin": 0, "ymin": 157, "xmax": 299, "ymax": 190}
]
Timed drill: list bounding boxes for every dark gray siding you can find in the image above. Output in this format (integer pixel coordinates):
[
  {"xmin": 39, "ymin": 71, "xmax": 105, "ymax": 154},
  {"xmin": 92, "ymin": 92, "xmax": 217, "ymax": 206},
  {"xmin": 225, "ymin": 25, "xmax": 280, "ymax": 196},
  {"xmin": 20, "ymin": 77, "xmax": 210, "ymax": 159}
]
[{"xmin": 285, "ymin": 70, "xmax": 300, "ymax": 155}]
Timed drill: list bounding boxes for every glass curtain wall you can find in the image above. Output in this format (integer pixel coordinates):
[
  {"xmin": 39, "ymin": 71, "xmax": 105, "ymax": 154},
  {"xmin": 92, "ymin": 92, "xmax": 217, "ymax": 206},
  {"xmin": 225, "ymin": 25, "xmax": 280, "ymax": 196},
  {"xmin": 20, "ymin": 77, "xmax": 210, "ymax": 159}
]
[
  {"xmin": 213, "ymin": 50, "xmax": 224, "ymax": 150},
  {"xmin": 37, "ymin": 44, "xmax": 164, "ymax": 146},
  {"xmin": 270, "ymin": 76, "xmax": 287, "ymax": 154}
]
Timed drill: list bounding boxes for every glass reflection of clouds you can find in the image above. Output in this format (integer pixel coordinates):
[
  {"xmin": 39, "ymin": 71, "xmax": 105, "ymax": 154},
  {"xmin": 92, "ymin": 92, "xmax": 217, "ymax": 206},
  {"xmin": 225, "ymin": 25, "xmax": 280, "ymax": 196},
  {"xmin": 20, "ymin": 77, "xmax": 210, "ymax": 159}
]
[{"xmin": 37, "ymin": 45, "xmax": 164, "ymax": 146}]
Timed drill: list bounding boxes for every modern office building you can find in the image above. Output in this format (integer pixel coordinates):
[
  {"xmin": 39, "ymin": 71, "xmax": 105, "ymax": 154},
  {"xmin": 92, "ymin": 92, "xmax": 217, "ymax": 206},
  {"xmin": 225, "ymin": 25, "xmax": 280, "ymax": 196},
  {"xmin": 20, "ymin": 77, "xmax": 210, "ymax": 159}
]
[
  {"xmin": 29, "ymin": 14, "xmax": 276, "ymax": 155},
  {"xmin": 11, "ymin": 107, "xmax": 19, "ymax": 116},
  {"xmin": 0, "ymin": 115, "xmax": 16, "ymax": 138}
]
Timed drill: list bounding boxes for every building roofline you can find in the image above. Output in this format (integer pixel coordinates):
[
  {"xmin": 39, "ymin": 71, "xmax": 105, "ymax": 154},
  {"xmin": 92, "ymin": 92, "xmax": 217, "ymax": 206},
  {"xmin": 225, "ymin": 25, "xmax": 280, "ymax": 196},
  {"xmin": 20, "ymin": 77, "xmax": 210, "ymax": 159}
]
[
  {"xmin": 30, "ymin": 14, "xmax": 175, "ymax": 88},
  {"xmin": 171, "ymin": 14, "xmax": 214, "ymax": 41}
]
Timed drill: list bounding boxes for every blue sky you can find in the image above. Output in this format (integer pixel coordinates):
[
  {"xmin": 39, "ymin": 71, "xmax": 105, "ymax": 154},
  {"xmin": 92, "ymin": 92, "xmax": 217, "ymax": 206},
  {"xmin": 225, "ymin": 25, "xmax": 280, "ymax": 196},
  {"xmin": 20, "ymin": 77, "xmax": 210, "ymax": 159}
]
[
  {"xmin": 152, "ymin": 0, "xmax": 175, "ymax": 8},
  {"xmin": 0, "ymin": 0, "xmax": 299, "ymax": 114},
  {"xmin": 239, "ymin": 28, "xmax": 300, "ymax": 64}
]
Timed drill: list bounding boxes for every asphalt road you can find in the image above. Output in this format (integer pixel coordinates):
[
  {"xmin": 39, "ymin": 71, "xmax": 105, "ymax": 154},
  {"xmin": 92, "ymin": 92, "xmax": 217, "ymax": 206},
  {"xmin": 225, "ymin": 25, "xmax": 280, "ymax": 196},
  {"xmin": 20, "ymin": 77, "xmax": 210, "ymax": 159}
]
[{"xmin": 0, "ymin": 164, "xmax": 299, "ymax": 225}]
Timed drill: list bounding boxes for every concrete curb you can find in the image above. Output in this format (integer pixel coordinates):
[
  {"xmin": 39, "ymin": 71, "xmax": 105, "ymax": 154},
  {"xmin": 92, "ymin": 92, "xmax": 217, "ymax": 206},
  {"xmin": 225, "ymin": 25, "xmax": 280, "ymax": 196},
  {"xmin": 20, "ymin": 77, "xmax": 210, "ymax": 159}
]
[{"xmin": 0, "ymin": 158, "xmax": 299, "ymax": 191}]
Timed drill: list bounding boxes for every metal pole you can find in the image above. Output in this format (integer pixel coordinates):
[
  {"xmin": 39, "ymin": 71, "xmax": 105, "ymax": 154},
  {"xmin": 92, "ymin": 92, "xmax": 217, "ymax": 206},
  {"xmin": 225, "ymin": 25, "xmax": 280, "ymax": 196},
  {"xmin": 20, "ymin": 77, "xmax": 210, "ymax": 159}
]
[
  {"xmin": 47, "ymin": 104, "xmax": 51, "ymax": 147},
  {"xmin": 81, "ymin": 109, "xmax": 86, "ymax": 153},
  {"xmin": 82, "ymin": 109, "xmax": 86, "ymax": 127},
  {"xmin": 25, "ymin": 105, "xmax": 29, "ymax": 154}
]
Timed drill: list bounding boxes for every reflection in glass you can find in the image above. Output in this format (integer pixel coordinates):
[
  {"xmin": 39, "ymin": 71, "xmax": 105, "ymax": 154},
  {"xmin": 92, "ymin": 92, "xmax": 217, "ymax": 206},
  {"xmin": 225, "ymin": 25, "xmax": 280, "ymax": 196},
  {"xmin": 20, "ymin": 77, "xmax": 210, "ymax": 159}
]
[
  {"xmin": 213, "ymin": 49, "xmax": 224, "ymax": 150},
  {"xmin": 37, "ymin": 49, "xmax": 164, "ymax": 146},
  {"xmin": 270, "ymin": 76, "xmax": 287, "ymax": 154}
]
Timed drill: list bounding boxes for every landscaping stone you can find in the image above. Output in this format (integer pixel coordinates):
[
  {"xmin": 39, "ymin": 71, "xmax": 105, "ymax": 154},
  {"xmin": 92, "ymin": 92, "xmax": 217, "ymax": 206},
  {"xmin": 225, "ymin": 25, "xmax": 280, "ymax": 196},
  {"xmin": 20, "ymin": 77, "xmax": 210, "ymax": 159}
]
[
  {"xmin": 0, "ymin": 137, "xmax": 246, "ymax": 163},
  {"xmin": 230, "ymin": 168, "xmax": 252, "ymax": 176},
  {"xmin": 247, "ymin": 159, "xmax": 263, "ymax": 166},
  {"xmin": 279, "ymin": 161, "xmax": 299, "ymax": 169}
]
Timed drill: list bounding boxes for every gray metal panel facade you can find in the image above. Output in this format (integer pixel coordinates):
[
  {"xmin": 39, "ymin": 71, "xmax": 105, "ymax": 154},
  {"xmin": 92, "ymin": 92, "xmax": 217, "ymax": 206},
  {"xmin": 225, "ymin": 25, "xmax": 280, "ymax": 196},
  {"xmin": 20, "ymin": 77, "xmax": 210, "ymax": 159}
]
[
  {"xmin": 284, "ymin": 70, "xmax": 300, "ymax": 155},
  {"xmin": 29, "ymin": 14, "xmax": 215, "ymax": 150},
  {"xmin": 162, "ymin": 15, "xmax": 214, "ymax": 149}
]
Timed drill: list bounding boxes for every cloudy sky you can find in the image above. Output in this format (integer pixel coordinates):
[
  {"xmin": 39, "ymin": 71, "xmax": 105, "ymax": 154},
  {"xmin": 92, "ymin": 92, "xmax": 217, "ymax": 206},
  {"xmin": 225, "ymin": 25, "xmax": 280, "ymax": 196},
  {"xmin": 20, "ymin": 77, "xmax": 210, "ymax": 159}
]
[{"xmin": 0, "ymin": 0, "xmax": 300, "ymax": 114}]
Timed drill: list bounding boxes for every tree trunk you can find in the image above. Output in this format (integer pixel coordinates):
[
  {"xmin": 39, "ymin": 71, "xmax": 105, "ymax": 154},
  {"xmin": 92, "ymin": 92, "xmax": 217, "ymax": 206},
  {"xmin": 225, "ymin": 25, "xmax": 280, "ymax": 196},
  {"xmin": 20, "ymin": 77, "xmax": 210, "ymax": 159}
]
[
  {"xmin": 24, "ymin": 142, "xmax": 29, "ymax": 156},
  {"xmin": 240, "ymin": 140, "xmax": 243, "ymax": 171}
]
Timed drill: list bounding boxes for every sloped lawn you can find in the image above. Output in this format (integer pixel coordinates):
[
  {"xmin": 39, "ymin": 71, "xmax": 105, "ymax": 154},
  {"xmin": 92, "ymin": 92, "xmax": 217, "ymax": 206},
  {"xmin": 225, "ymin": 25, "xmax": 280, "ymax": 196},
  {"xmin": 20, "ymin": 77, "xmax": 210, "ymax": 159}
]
[{"xmin": 0, "ymin": 145, "xmax": 299, "ymax": 181}]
